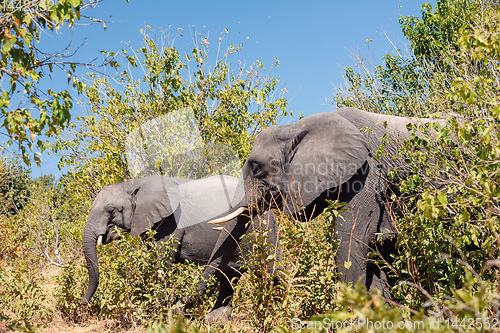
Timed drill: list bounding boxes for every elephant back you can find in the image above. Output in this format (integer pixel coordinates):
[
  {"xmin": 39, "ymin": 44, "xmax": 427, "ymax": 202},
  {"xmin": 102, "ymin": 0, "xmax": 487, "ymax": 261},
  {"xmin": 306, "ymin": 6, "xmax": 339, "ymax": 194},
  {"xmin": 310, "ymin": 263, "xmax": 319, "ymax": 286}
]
[
  {"xmin": 174, "ymin": 175, "xmax": 239, "ymax": 229},
  {"xmin": 335, "ymin": 107, "xmax": 445, "ymax": 168}
]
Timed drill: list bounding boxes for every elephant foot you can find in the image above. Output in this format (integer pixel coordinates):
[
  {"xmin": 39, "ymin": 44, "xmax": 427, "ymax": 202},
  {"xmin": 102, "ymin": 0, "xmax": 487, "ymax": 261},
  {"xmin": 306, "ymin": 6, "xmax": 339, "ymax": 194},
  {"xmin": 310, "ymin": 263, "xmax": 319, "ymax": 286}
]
[{"xmin": 205, "ymin": 305, "xmax": 232, "ymax": 324}]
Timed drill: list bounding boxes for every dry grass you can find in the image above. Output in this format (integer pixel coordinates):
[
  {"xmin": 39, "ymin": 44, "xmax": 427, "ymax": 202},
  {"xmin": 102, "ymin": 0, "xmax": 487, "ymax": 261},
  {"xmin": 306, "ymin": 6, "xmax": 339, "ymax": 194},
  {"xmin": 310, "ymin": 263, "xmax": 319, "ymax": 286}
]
[
  {"xmin": 41, "ymin": 319, "xmax": 148, "ymax": 333},
  {"xmin": 39, "ymin": 307, "xmax": 256, "ymax": 332}
]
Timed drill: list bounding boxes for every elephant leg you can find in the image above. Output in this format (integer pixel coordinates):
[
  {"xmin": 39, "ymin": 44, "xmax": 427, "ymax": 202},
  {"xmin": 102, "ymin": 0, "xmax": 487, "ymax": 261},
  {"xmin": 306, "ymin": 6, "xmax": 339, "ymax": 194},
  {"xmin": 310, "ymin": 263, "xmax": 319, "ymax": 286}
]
[
  {"xmin": 198, "ymin": 219, "xmax": 244, "ymax": 296},
  {"xmin": 335, "ymin": 191, "xmax": 380, "ymax": 289},
  {"xmin": 334, "ymin": 196, "xmax": 400, "ymax": 303},
  {"xmin": 195, "ymin": 218, "xmax": 246, "ymax": 322},
  {"xmin": 366, "ymin": 196, "xmax": 398, "ymax": 298},
  {"xmin": 366, "ymin": 240, "xmax": 395, "ymax": 299},
  {"xmin": 335, "ymin": 227, "xmax": 370, "ymax": 286},
  {"xmin": 202, "ymin": 211, "xmax": 282, "ymax": 323},
  {"xmin": 205, "ymin": 269, "xmax": 241, "ymax": 323},
  {"xmin": 205, "ymin": 305, "xmax": 233, "ymax": 324}
]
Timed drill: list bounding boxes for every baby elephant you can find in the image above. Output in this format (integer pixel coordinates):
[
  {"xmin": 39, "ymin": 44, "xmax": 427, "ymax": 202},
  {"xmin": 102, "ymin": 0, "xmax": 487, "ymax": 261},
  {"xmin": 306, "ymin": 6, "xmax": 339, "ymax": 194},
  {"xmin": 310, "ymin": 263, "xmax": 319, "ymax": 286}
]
[{"xmin": 80, "ymin": 175, "xmax": 281, "ymax": 322}]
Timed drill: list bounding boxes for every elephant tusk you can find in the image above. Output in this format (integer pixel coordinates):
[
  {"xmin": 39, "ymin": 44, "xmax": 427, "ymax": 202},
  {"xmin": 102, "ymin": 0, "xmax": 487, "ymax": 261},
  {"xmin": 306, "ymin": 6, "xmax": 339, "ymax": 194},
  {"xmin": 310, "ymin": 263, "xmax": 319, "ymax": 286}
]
[
  {"xmin": 208, "ymin": 207, "xmax": 246, "ymax": 224},
  {"xmin": 97, "ymin": 235, "xmax": 103, "ymax": 246},
  {"xmin": 212, "ymin": 226, "xmax": 224, "ymax": 231}
]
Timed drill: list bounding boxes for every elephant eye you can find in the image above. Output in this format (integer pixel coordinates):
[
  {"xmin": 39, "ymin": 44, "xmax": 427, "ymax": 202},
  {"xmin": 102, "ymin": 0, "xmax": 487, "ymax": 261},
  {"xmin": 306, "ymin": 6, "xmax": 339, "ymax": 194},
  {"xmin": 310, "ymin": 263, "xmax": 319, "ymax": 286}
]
[
  {"xmin": 107, "ymin": 207, "xmax": 116, "ymax": 215},
  {"xmin": 250, "ymin": 161, "xmax": 262, "ymax": 177}
]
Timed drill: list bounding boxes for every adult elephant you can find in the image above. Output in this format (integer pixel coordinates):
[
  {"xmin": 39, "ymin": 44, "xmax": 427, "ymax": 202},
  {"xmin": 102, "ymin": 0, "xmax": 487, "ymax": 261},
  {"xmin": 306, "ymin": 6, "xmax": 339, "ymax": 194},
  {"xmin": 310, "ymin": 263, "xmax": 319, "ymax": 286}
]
[
  {"xmin": 80, "ymin": 174, "xmax": 280, "ymax": 322},
  {"xmin": 210, "ymin": 107, "xmax": 444, "ymax": 297}
]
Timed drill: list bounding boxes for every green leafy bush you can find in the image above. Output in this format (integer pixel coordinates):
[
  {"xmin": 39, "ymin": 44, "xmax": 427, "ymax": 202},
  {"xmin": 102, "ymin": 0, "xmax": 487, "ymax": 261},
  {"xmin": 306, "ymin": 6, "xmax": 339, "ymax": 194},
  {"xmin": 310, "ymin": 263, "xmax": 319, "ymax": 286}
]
[
  {"xmin": 329, "ymin": 1, "xmax": 500, "ymax": 331},
  {"xmin": 233, "ymin": 215, "xmax": 284, "ymax": 331},
  {"xmin": 0, "ymin": 263, "xmax": 49, "ymax": 332},
  {"xmin": 56, "ymin": 231, "xmax": 210, "ymax": 327},
  {"xmin": 0, "ymin": 157, "xmax": 31, "ymax": 216},
  {"xmin": 280, "ymin": 202, "xmax": 344, "ymax": 319}
]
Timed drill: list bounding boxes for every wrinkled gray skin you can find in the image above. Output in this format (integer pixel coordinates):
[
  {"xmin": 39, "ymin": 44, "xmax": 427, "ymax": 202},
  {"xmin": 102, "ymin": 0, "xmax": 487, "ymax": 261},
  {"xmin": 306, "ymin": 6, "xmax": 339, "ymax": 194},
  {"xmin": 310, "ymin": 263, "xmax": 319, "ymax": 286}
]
[
  {"xmin": 212, "ymin": 107, "xmax": 444, "ymax": 298},
  {"xmin": 80, "ymin": 175, "xmax": 280, "ymax": 322}
]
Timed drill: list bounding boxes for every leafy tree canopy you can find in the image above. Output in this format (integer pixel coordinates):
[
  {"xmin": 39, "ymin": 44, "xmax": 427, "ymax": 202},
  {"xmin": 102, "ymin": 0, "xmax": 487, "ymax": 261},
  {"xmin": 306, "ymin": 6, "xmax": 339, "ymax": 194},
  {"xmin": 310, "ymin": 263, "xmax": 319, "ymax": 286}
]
[
  {"xmin": 56, "ymin": 28, "xmax": 289, "ymax": 200},
  {"xmin": 0, "ymin": 0, "xmax": 123, "ymax": 166},
  {"xmin": 334, "ymin": 0, "xmax": 477, "ymax": 115}
]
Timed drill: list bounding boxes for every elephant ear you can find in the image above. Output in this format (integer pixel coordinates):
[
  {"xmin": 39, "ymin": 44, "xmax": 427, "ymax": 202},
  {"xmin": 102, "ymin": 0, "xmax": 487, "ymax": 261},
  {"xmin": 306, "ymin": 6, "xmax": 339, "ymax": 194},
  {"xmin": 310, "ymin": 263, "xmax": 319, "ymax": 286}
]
[
  {"xmin": 281, "ymin": 112, "xmax": 369, "ymax": 215},
  {"xmin": 130, "ymin": 186, "xmax": 180, "ymax": 237}
]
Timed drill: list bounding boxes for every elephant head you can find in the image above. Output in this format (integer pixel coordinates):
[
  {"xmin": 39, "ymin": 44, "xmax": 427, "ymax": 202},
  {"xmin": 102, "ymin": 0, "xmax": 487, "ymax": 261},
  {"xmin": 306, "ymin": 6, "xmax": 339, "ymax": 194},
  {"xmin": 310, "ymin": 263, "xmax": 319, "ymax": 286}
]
[
  {"xmin": 80, "ymin": 175, "xmax": 181, "ymax": 305},
  {"xmin": 243, "ymin": 111, "xmax": 372, "ymax": 215}
]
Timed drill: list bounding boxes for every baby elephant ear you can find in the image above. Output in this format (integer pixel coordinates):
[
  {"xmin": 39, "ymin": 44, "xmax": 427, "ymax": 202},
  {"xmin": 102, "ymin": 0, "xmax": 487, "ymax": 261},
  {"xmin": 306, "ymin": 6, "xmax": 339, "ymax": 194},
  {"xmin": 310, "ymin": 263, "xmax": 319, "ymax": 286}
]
[{"xmin": 130, "ymin": 187, "xmax": 179, "ymax": 237}]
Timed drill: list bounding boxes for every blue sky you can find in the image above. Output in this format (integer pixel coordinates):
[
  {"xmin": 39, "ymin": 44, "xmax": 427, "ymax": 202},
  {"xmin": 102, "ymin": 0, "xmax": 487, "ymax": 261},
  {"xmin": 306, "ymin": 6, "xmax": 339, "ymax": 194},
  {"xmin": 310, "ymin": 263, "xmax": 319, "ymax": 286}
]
[{"xmin": 30, "ymin": 0, "xmax": 436, "ymax": 178}]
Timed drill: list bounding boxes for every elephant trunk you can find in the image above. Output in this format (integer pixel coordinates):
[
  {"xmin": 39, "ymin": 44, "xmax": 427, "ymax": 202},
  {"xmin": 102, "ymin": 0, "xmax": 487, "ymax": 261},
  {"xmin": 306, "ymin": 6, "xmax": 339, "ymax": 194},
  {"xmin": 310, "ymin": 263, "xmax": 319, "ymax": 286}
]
[{"xmin": 80, "ymin": 224, "xmax": 100, "ymax": 305}]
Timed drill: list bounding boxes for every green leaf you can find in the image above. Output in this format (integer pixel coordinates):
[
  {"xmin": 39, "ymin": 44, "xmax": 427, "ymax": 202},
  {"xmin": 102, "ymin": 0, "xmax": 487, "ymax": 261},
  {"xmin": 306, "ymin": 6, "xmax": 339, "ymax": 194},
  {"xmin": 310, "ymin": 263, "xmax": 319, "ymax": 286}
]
[
  {"xmin": 68, "ymin": 0, "xmax": 81, "ymax": 7},
  {"xmin": 438, "ymin": 191, "xmax": 447, "ymax": 205}
]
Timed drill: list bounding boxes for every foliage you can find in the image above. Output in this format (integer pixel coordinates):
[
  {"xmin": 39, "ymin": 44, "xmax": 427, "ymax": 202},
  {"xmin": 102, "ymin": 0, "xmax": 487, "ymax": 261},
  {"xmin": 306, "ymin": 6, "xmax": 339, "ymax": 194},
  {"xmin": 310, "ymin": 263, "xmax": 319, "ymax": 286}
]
[
  {"xmin": 387, "ymin": 1, "xmax": 500, "ymax": 306},
  {"xmin": 280, "ymin": 201, "xmax": 344, "ymax": 319},
  {"xmin": 0, "ymin": 257, "xmax": 49, "ymax": 332},
  {"xmin": 331, "ymin": 0, "xmax": 500, "ymax": 327},
  {"xmin": 1, "ymin": 168, "xmax": 83, "ymax": 264},
  {"xmin": 56, "ymin": 230, "xmax": 209, "ymax": 327},
  {"xmin": 232, "ymin": 213, "xmax": 284, "ymax": 331},
  {"xmin": 0, "ymin": 0, "xmax": 125, "ymax": 165},
  {"xmin": 55, "ymin": 27, "xmax": 289, "ymax": 201},
  {"xmin": 297, "ymin": 269, "xmax": 499, "ymax": 333},
  {"xmin": 0, "ymin": 156, "xmax": 30, "ymax": 215},
  {"xmin": 333, "ymin": 0, "xmax": 477, "ymax": 115},
  {"xmin": 222, "ymin": 201, "xmax": 344, "ymax": 332},
  {"xmin": 0, "ymin": 159, "xmax": 31, "ymax": 267},
  {"xmin": 0, "ymin": 165, "xmax": 84, "ymax": 332},
  {"xmin": 147, "ymin": 313, "xmax": 202, "ymax": 333},
  {"xmin": 400, "ymin": 0, "xmax": 477, "ymax": 68}
]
